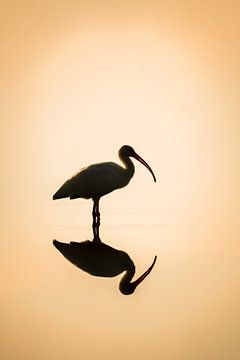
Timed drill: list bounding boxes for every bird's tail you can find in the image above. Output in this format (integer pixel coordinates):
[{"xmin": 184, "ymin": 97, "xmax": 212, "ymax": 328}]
[
  {"xmin": 52, "ymin": 190, "xmax": 66, "ymax": 200},
  {"xmin": 53, "ymin": 239, "xmax": 68, "ymax": 252}
]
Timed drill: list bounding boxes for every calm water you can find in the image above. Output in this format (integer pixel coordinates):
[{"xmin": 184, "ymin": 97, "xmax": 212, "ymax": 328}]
[{"xmin": 2, "ymin": 199, "xmax": 239, "ymax": 360}]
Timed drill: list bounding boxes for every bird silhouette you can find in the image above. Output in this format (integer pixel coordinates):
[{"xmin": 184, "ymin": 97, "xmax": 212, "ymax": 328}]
[
  {"xmin": 53, "ymin": 239, "xmax": 157, "ymax": 295},
  {"xmin": 53, "ymin": 145, "xmax": 156, "ymax": 241}
]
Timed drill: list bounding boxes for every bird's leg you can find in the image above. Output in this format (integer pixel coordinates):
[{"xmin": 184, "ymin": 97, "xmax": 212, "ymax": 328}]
[
  {"xmin": 93, "ymin": 198, "xmax": 101, "ymax": 242},
  {"xmin": 92, "ymin": 197, "xmax": 101, "ymax": 243},
  {"xmin": 92, "ymin": 200, "xmax": 97, "ymax": 240},
  {"xmin": 95, "ymin": 197, "xmax": 100, "ymax": 236}
]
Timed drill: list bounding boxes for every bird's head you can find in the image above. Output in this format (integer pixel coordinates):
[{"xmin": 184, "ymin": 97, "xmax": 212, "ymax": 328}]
[
  {"xmin": 119, "ymin": 145, "xmax": 136, "ymax": 157},
  {"xmin": 119, "ymin": 145, "xmax": 156, "ymax": 182},
  {"xmin": 120, "ymin": 283, "xmax": 136, "ymax": 295}
]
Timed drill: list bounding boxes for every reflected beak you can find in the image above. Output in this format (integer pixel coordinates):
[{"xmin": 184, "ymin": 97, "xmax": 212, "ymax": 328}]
[
  {"xmin": 132, "ymin": 152, "xmax": 157, "ymax": 182},
  {"xmin": 132, "ymin": 256, "xmax": 157, "ymax": 289}
]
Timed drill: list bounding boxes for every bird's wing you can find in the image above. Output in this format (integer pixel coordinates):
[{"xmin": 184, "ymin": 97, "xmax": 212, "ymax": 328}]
[
  {"xmin": 53, "ymin": 166, "xmax": 88, "ymax": 199},
  {"xmin": 53, "ymin": 162, "xmax": 125, "ymax": 199},
  {"xmin": 70, "ymin": 162, "xmax": 125, "ymax": 198}
]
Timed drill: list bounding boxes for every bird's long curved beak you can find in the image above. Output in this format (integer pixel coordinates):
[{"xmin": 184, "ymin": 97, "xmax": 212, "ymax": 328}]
[
  {"xmin": 132, "ymin": 255, "xmax": 157, "ymax": 289},
  {"xmin": 133, "ymin": 152, "xmax": 157, "ymax": 182}
]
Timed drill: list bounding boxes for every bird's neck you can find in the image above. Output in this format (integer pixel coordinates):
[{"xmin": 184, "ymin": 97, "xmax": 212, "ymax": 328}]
[
  {"xmin": 120, "ymin": 155, "xmax": 135, "ymax": 179},
  {"xmin": 119, "ymin": 264, "xmax": 135, "ymax": 293}
]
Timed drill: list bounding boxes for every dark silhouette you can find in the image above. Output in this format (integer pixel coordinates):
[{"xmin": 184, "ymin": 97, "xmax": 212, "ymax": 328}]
[
  {"xmin": 53, "ymin": 145, "xmax": 156, "ymax": 242},
  {"xmin": 53, "ymin": 239, "xmax": 157, "ymax": 295}
]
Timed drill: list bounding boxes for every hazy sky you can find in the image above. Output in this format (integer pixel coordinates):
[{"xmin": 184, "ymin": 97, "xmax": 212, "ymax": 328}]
[{"xmin": 1, "ymin": 1, "xmax": 239, "ymax": 359}]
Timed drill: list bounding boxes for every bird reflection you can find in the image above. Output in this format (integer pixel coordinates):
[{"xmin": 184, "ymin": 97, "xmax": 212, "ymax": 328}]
[{"xmin": 53, "ymin": 239, "xmax": 157, "ymax": 295}]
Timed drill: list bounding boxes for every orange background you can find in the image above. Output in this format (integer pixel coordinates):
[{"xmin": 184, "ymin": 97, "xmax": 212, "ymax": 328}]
[{"xmin": 1, "ymin": 1, "xmax": 239, "ymax": 359}]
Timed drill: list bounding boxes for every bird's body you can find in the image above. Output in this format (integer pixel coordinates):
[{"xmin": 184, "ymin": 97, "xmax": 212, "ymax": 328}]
[
  {"xmin": 53, "ymin": 239, "xmax": 157, "ymax": 295},
  {"xmin": 53, "ymin": 239, "xmax": 134, "ymax": 277},
  {"xmin": 53, "ymin": 145, "xmax": 156, "ymax": 241},
  {"xmin": 53, "ymin": 161, "xmax": 133, "ymax": 200}
]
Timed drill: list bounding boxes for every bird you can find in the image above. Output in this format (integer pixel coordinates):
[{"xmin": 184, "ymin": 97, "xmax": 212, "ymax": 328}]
[
  {"xmin": 53, "ymin": 145, "xmax": 156, "ymax": 241},
  {"xmin": 53, "ymin": 239, "xmax": 157, "ymax": 295}
]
